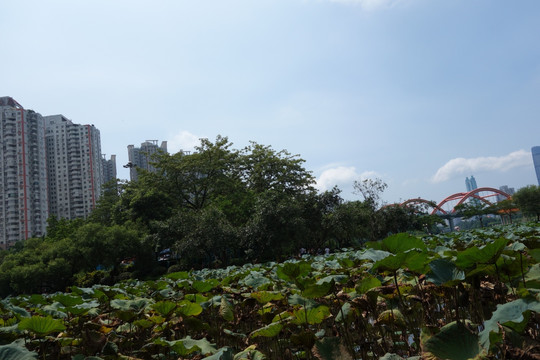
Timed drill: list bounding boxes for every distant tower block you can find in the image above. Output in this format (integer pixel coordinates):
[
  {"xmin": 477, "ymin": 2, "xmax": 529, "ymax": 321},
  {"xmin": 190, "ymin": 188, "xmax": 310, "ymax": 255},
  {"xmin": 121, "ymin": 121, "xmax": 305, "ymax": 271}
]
[
  {"xmin": 126, "ymin": 140, "xmax": 168, "ymax": 182},
  {"xmin": 465, "ymin": 175, "xmax": 478, "ymax": 192},
  {"xmin": 532, "ymin": 146, "xmax": 540, "ymax": 186}
]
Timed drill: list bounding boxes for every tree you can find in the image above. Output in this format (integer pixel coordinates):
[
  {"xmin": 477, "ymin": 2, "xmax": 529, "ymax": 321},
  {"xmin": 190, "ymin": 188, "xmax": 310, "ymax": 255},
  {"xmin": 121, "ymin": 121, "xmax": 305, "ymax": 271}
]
[
  {"xmin": 490, "ymin": 199, "xmax": 519, "ymax": 224},
  {"xmin": 353, "ymin": 178, "xmax": 388, "ymax": 240},
  {"xmin": 239, "ymin": 142, "xmax": 315, "ymax": 196},
  {"xmin": 149, "ymin": 135, "xmax": 240, "ymax": 212},
  {"xmin": 513, "ymin": 185, "xmax": 540, "ymax": 221},
  {"xmin": 353, "ymin": 178, "xmax": 387, "ymax": 211},
  {"xmin": 454, "ymin": 201, "xmax": 490, "ymax": 228}
]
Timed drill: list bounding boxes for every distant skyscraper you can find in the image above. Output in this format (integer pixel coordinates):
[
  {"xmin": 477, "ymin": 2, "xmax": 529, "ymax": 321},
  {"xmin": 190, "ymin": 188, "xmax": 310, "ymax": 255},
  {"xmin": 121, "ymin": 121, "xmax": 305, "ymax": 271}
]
[
  {"xmin": 102, "ymin": 154, "xmax": 117, "ymax": 184},
  {"xmin": 45, "ymin": 115, "xmax": 104, "ymax": 219},
  {"xmin": 532, "ymin": 146, "xmax": 540, "ymax": 186},
  {"xmin": 465, "ymin": 175, "xmax": 478, "ymax": 192},
  {"xmin": 127, "ymin": 140, "xmax": 167, "ymax": 181},
  {"xmin": 0, "ymin": 97, "xmax": 49, "ymax": 249},
  {"xmin": 497, "ymin": 185, "xmax": 515, "ymax": 202}
]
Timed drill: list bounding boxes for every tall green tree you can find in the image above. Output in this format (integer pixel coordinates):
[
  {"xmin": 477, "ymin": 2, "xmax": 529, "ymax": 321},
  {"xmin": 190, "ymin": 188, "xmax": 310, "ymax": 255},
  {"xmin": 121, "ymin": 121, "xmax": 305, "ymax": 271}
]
[{"xmin": 513, "ymin": 185, "xmax": 540, "ymax": 221}]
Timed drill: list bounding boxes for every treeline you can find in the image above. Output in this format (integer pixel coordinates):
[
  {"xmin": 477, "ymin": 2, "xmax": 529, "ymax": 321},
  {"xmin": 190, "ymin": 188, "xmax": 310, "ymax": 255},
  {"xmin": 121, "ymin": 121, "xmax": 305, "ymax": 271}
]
[{"xmin": 0, "ymin": 136, "xmax": 440, "ymax": 296}]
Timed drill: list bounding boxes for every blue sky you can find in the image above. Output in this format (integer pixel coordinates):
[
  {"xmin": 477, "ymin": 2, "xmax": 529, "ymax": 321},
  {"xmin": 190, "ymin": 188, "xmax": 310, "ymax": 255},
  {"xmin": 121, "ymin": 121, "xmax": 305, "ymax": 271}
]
[{"xmin": 1, "ymin": 0, "xmax": 539, "ymax": 204}]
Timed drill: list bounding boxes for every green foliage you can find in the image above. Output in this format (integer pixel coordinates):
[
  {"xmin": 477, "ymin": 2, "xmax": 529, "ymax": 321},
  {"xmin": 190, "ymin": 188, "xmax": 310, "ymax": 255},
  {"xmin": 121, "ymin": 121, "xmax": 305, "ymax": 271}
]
[
  {"xmin": 0, "ymin": 223, "xmax": 538, "ymax": 359},
  {"xmin": 513, "ymin": 184, "xmax": 540, "ymax": 221},
  {"xmin": 0, "ymin": 341, "xmax": 37, "ymax": 360},
  {"xmin": 422, "ymin": 321, "xmax": 482, "ymax": 360},
  {"xmin": 18, "ymin": 316, "xmax": 66, "ymax": 336}
]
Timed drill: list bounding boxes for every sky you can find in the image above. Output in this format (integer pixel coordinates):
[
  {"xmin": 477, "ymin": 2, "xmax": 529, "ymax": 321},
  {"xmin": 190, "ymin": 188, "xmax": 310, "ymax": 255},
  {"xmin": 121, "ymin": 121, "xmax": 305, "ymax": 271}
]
[{"xmin": 1, "ymin": 0, "xmax": 539, "ymax": 205}]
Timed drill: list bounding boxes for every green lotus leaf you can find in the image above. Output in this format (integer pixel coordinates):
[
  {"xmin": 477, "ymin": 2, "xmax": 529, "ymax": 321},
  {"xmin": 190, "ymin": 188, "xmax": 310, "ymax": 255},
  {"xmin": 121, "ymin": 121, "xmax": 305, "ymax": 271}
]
[
  {"xmin": 301, "ymin": 281, "xmax": 332, "ymax": 299},
  {"xmin": 357, "ymin": 249, "xmax": 392, "ymax": 263},
  {"xmin": 426, "ymin": 258, "xmax": 465, "ymax": 286},
  {"xmin": 0, "ymin": 302, "xmax": 30, "ymax": 319},
  {"xmin": 250, "ymin": 322, "xmax": 283, "ymax": 338},
  {"xmin": 372, "ymin": 253, "xmax": 408, "ymax": 272},
  {"xmin": 422, "ymin": 321, "xmax": 482, "ymax": 360},
  {"xmin": 27, "ymin": 295, "xmax": 47, "ymax": 306},
  {"xmin": 479, "ymin": 298, "xmax": 540, "ymax": 349},
  {"xmin": 110, "ymin": 298, "xmax": 152, "ymax": 313},
  {"xmin": 52, "ymin": 294, "xmax": 84, "ymax": 307},
  {"xmin": 524, "ymin": 263, "xmax": 540, "ymax": 289},
  {"xmin": 177, "ymin": 300, "xmax": 203, "ymax": 317},
  {"xmin": 292, "ymin": 305, "xmax": 330, "ymax": 325},
  {"xmin": 335, "ymin": 302, "xmax": 352, "ymax": 323},
  {"xmin": 66, "ymin": 301, "xmax": 99, "ymax": 316},
  {"xmin": 271, "ymin": 311, "xmax": 293, "ymax": 323},
  {"xmin": 223, "ymin": 329, "xmax": 247, "ymax": 338},
  {"xmin": 276, "ymin": 261, "xmax": 311, "ymax": 282},
  {"xmin": 506, "ymin": 242, "xmax": 526, "ymax": 252},
  {"xmin": 404, "ymin": 251, "xmax": 429, "ymax": 273},
  {"xmin": 192, "ymin": 279, "xmax": 220, "ymax": 293},
  {"xmin": 317, "ymin": 275, "xmax": 348, "ymax": 284},
  {"xmin": 203, "ymin": 347, "xmax": 234, "ymax": 360},
  {"xmin": 185, "ymin": 293, "xmax": 209, "ymax": 303},
  {"xmin": 154, "ymin": 337, "xmax": 201, "ymax": 356},
  {"xmin": 377, "ymin": 309, "xmax": 406, "ymax": 327},
  {"xmin": 151, "ymin": 300, "xmax": 177, "ymax": 317},
  {"xmin": 40, "ymin": 302, "xmax": 68, "ymax": 319},
  {"xmin": 219, "ymin": 297, "xmax": 234, "ymax": 322},
  {"xmin": 381, "ymin": 233, "xmax": 427, "ymax": 254},
  {"xmin": 233, "ymin": 345, "xmax": 266, "ymax": 360},
  {"xmin": 18, "ymin": 316, "xmax": 66, "ymax": 336},
  {"xmin": 0, "ymin": 340, "xmax": 37, "ymax": 360},
  {"xmin": 288, "ymin": 294, "xmax": 319, "ymax": 309},
  {"xmin": 530, "ymin": 248, "xmax": 540, "ymax": 262},
  {"xmin": 356, "ymin": 276, "xmax": 381, "ymax": 294},
  {"xmin": 455, "ymin": 238, "xmax": 508, "ymax": 269},
  {"xmin": 133, "ymin": 319, "xmax": 154, "ymax": 329},
  {"xmin": 250, "ymin": 291, "xmax": 284, "ymax": 304},
  {"xmin": 165, "ymin": 271, "xmax": 190, "ymax": 280},
  {"xmin": 240, "ymin": 273, "xmax": 272, "ymax": 289},
  {"xmin": 180, "ymin": 336, "xmax": 217, "ymax": 356}
]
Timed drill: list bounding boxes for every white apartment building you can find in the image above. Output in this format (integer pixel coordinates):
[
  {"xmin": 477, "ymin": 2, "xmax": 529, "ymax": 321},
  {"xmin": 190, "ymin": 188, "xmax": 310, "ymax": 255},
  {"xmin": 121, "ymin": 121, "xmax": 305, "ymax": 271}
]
[
  {"xmin": 45, "ymin": 115, "xmax": 103, "ymax": 220},
  {"xmin": 0, "ymin": 97, "xmax": 49, "ymax": 249},
  {"xmin": 127, "ymin": 140, "xmax": 167, "ymax": 181}
]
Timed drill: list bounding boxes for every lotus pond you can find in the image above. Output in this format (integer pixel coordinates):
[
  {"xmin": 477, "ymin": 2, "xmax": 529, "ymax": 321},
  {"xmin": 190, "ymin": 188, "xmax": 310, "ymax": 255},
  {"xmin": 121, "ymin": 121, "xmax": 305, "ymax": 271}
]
[{"xmin": 1, "ymin": 223, "xmax": 539, "ymax": 359}]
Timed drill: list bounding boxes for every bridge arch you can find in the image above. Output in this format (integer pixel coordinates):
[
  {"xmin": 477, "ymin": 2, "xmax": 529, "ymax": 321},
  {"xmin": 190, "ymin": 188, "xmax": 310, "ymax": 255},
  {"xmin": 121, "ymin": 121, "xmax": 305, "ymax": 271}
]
[{"xmin": 435, "ymin": 187, "xmax": 511, "ymax": 214}]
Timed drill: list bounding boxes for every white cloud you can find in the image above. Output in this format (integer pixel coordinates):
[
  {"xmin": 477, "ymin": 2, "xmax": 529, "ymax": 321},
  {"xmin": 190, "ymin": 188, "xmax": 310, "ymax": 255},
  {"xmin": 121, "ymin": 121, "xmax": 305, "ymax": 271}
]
[
  {"xmin": 315, "ymin": 166, "xmax": 381, "ymax": 192},
  {"xmin": 328, "ymin": 0, "xmax": 402, "ymax": 10},
  {"xmin": 167, "ymin": 130, "xmax": 201, "ymax": 154},
  {"xmin": 432, "ymin": 150, "xmax": 532, "ymax": 183}
]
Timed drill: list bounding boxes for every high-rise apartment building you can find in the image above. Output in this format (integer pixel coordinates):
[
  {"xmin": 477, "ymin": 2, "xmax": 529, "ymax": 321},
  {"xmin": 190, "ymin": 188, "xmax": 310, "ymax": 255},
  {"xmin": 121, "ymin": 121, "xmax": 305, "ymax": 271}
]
[
  {"xmin": 0, "ymin": 97, "xmax": 49, "ymax": 249},
  {"xmin": 102, "ymin": 154, "xmax": 117, "ymax": 184},
  {"xmin": 45, "ymin": 115, "xmax": 104, "ymax": 220},
  {"xmin": 127, "ymin": 140, "xmax": 167, "ymax": 181},
  {"xmin": 532, "ymin": 146, "xmax": 540, "ymax": 186}
]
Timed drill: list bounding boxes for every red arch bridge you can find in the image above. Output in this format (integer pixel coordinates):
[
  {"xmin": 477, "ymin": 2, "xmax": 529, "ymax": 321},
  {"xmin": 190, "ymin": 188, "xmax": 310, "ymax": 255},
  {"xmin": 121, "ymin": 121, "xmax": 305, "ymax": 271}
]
[{"xmin": 394, "ymin": 187, "xmax": 512, "ymax": 215}]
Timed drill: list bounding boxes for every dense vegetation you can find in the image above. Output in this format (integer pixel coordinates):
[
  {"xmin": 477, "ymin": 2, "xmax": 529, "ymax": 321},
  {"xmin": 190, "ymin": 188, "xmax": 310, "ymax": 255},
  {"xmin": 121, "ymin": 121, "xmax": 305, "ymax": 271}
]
[
  {"xmin": 0, "ymin": 223, "xmax": 539, "ymax": 359},
  {"xmin": 0, "ymin": 136, "xmax": 436, "ymax": 296}
]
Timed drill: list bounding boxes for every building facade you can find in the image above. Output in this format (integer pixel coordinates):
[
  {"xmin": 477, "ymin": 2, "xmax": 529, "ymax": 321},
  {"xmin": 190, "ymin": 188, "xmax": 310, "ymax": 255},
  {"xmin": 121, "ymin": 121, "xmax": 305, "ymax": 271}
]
[
  {"xmin": 0, "ymin": 97, "xmax": 49, "ymax": 249},
  {"xmin": 532, "ymin": 146, "xmax": 540, "ymax": 186},
  {"xmin": 497, "ymin": 185, "xmax": 515, "ymax": 202},
  {"xmin": 127, "ymin": 140, "xmax": 167, "ymax": 181},
  {"xmin": 102, "ymin": 154, "xmax": 117, "ymax": 184},
  {"xmin": 45, "ymin": 115, "xmax": 104, "ymax": 220},
  {"xmin": 465, "ymin": 175, "xmax": 478, "ymax": 192}
]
